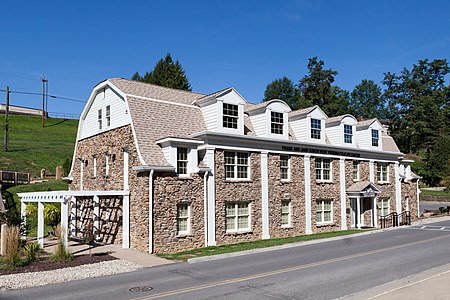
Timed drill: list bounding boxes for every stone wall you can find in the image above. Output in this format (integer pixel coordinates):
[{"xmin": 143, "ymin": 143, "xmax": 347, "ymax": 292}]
[
  {"xmin": 375, "ymin": 163, "xmax": 396, "ymax": 214},
  {"xmin": 267, "ymin": 154, "xmax": 305, "ymax": 238},
  {"xmin": 402, "ymin": 180, "xmax": 419, "ymax": 220},
  {"xmin": 152, "ymin": 172, "xmax": 205, "ymax": 253},
  {"xmin": 214, "ymin": 150, "xmax": 262, "ymax": 245}
]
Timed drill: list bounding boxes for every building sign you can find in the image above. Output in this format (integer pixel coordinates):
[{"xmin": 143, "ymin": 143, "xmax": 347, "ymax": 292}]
[{"xmin": 281, "ymin": 146, "xmax": 361, "ymax": 158}]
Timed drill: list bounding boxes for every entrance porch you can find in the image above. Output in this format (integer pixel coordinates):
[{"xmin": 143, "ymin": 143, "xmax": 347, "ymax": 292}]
[{"xmin": 347, "ymin": 181, "xmax": 381, "ymax": 229}]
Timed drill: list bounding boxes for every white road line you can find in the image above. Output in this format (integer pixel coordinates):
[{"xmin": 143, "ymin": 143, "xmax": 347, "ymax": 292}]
[
  {"xmin": 421, "ymin": 226, "xmax": 426, "ymax": 229},
  {"xmin": 440, "ymin": 227, "xmax": 446, "ymax": 230}
]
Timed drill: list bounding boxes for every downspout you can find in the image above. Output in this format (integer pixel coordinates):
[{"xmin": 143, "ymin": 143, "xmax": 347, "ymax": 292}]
[
  {"xmin": 148, "ymin": 169, "xmax": 154, "ymax": 254},
  {"xmin": 203, "ymin": 171, "xmax": 208, "ymax": 247}
]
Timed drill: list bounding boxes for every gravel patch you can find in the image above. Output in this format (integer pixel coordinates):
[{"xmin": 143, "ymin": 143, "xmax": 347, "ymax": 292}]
[{"xmin": 0, "ymin": 260, "xmax": 143, "ymax": 291}]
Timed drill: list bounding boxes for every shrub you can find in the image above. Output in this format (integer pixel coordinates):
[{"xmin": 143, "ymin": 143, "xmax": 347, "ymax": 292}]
[
  {"xmin": 50, "ymin": 225, "xmax": 72, "ymax": 262},
  {"xmin": 44, "ymin": 204, "xmax": 61, "ymax": 234},
  {"xmin": 26, "ymin": 203, "xmax": 38, "ymax": 218},
  {"xmin": 22, "ymin": 242, "xmax": 40, "ymax": 263},
  {"xmin": 2, "ymin": 226, "xmax": 22, "ymax": 268}
]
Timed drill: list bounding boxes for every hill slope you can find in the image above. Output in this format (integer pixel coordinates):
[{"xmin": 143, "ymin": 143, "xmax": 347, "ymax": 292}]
[{"xmin": 0, "ymin": 115, "xmax": 78, "ymax": 177}]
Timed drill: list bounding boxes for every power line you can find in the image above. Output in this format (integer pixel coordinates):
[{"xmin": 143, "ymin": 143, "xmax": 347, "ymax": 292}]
[{"xmin": 0, "ymin": 89, "xmax": 86, "ymax": 103}]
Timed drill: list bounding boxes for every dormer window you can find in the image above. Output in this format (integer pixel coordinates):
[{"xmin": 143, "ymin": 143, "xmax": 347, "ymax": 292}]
[
  {"xmin": 372, "ymin": 129, "xmax": 379, "ymax": 147},
  {"xmin": 311, "ymin": 118, "xmax": 321, "ymax": 139},
  {"xmin": 98, "ymin": 109, "xmax": 102, "ymax": 130},
  {"xmin": 106, "ymin": 105, "xmax": 111, "ymax": 127},
  {"xmin": 271, "ymin": 112, "xmax": 284, "ymax": 135},
  {"xmin": 344, "ymin": 124, "xmax": 353, "ymax": 144},
  {"xmin": 177, "ymin": 147, "xmax": 188, "ymax": 175},
  {"xmin": 223, "ymin": 103, "xmax": 238, "ymax": 129}
]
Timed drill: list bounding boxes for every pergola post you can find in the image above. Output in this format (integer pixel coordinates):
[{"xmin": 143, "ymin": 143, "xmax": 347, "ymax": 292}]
[
  {"xmin": 122, "ymin": 194, "xmax": 130, "ymax": 249},
  {"xmin": 373, "ymin": 196, "xmax": 378, "ymax": 228},
  {"xmin": 60, "ymin": 197, "xmax": 69, "ymax": 247},
  {"xmin": 70, "ymin": 196, "xmax": 77, "ymax": 237},
  {"xmin": 356, "ymin": 196, "xmax": 361, "ymax": 229},
  {"xmin": 37, "ymin": 201, "xmax": 44, "ymax": 248},
  {"xmin": 93, "ymin": 195, "xmax": 100, "ymax": 241},
  {"xmin": 20, "ymin": 201, "xmax": 27, "ymax": 239}
]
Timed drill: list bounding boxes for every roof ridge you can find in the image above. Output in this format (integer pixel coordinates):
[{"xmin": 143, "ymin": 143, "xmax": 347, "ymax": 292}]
[{"xmin": 109, "ymin": 78, "xmax": 206, "ymax": 97}]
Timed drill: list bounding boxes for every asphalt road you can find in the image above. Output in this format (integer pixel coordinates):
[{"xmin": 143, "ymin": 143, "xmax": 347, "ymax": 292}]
[
  {"xmin": 3, "ymin": 220, "xmax": 450, "ymax": 300},
  {"xmin": 420, "ymin": 201, "xmax": 450, "ymax": 214}
]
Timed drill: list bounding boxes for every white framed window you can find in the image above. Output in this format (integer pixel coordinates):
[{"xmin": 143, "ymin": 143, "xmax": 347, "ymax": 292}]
[
  {"xmin": 224, "ymin": 151, "xmax": 249, "ymax": 180},
  {"xmin": 377, "ymin": 162, "xmax": 389, "ymax": 182},
  {"xmin": 225, "ymin": 202, "xmax": 250, "ymax": 232},
  {"xmin": 315, "ymin": 158, "xmax": 331, "ymax": 181},
  {"xmin": 271, "ymin": 111, "xmax": 284, "ymax": 135},
  {"xmin": 377, "ymin": 198, "xmax": 389, "ymax": 217},
  {"xmin": 223, "ymin": 103, "xmax": 239, "ymax": 129},
  {"xmin": 177, "ymin": 147, "xmax": 188, "ymax": 175},
  {"xmin": 280, "ymin": 155, "xmax": 290, "ymax": 181},
  {"xmin": 404, "ymin": 196, "xmax": 410, "ymax": 211},
  {"xmin": 98, "ymin": 109, "xmax": 102, "ymax": 130},
  {"xmin": 93, "ymin": 156, "xmax": 97, "ymax": 178},
  {"xmin": 344, "ymin": 124, "xmax": 353, "ymax": 144},
  {"xmin": 316, "ymin": 199, "xmax": 332, "ymax": 224},
  {"xmin": 352, "ymin": 160, "xmax": 359, "ymax": 181},
  {"xmin": 281, "ymin": 200, "xmax": 291, "ymax": 227},
  {"xmin": 372, "ymin": 129, "xmax": 379, "ymax": 147},
  {"xmin": 177, "ymin": 203, "xmax": 190, "ymax": 235},
  {"xmin": 311, "ymin": 118, "xmax": 321, "ymax": 139},
  {"xmin": 106, "ymin": 105, "xmax": 111, "ymax": 127}
]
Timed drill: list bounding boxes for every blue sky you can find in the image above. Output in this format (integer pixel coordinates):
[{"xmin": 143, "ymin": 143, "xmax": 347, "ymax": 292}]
[{"xmin": 1, "ymin": 0, "xmax": 449, "ymax": 117}]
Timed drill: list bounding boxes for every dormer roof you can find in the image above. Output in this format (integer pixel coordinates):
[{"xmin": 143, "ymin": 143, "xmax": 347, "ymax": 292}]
[
  {"xmin": 356, "ymin": 118, "xmax": 379, "ymax": 130},
  {"xmin": 325, "ymin": 114, "xmax": 357, "ymax": 127},
  {"xmin": 245, "ymin": 99, "xmax": 291, "ymax": 115}
]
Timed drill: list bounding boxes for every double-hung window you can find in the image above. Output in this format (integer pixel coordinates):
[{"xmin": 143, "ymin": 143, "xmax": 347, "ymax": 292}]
[
  {"xmin": 311, "ymin": 118, "xmax": 321, "ymax": 139},
  {"xmin": 177, "ymin": 204, "xmax": 190, "ymax": 235},
  {"xmin": 224, "ymin": 151, "xmax": 249, "ymax": 179},
  {"xmin": 344, "ymin": 124, "xmax": 353, "ymax": 144},
  {"xmin": 225, "ymin": 202, "xmax": 250, "ymax": 232},
  {"xmin": 98, "ymin": 109, "xmax": 102, "ymax": 130},
  {"xmin": 377, "ymin": 198, "xmax": 389, "ymax": 217},
  {"xmin": 315, "ymin": 158, "xmax": 331, "ymax": 181},
  {"xmin": 372, "ymin": 129, "xmax": 379, "ymax": 147},
  {"xmin": 377, "ymin": 162, "xmax": 389, "ymax": 182},
  {"xmin": 223, "ymin": 103, "xmax": 238, "ymax": 129},
  {"xmin": 106, "ymin": 105, "xmax": 111, "ymax": 127},
  {"xmin": 177, "ymin": 147, "xmax": 188, "ymax": 175},
  {"xmin": 280, "ymin": 155, "xmax": 290, "ymax": 180},
  {"xmin": 352, "ymin": 161, "xmax": 359, "ymax": 181},
  {"xmin": 271, "ymin": 112, "xmax": 284, "ymax": 135},
  {"xmin": 281, "ymin": 200, "xmax": 291, "ymax": 227},
  {"xmin": 316, "ymin": 199, "xmax": 332, "ymax": 223}
]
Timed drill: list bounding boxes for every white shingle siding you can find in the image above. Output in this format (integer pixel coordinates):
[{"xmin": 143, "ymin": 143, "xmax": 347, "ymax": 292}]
[
  {"xmin": 290, "ymin": 119, "xmax": 308, "ymax": 141},
  {"xmin": 249, "ymin": 113, "xmax": 266, "ymax": 136},
  {"xmin": 325, "ymin": 125, "xmax": 341, "ymax": 145},
  {"xmin": 79, "ymin": 87, "xmax": 131, "ymax": 140},
  {"xmin": 200, "ymin": 103, "xmax": 218, "ymax": 131}
]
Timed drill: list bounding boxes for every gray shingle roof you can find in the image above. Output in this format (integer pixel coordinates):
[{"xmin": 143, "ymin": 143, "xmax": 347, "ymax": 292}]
[
  {"xmin": 382, "ymin": 134, "xmax": 400, "ymax": 153},
  {"xmin": 288, "ymin": 106, "xmax": 317, "ymax": 119},
  {"xmin": 347, "ymin": 181, "xmax": 381, "ymax": 193}
]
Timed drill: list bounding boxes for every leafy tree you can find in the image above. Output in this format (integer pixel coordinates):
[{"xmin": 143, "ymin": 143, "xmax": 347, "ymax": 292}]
[
  {"xmin": 421, "ymin": 135, "xmax": 450, "ymax": 186},
  {"xmin": 322, "ymin": 86, "xmax": 351, "ymax": 116},
  {"xmin": 297, "ymin": 57, "xmax": 338, "ymax": 110},
  {"xmin": 351, "ymin": 79, "xmax": 386, "ymax": 119},
  {"xmin": 132, "ymin": 53, "xmax": 192, "ymax": 91},
  {"xmin": 263, "ymin": 76, "xmax": 299, "ymax": 109}
]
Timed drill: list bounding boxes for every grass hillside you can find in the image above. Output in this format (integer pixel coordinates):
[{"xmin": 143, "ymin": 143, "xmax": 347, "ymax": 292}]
[{"xmin": 0, "ymin": 115, "xmax": 78, "ymax": 177}]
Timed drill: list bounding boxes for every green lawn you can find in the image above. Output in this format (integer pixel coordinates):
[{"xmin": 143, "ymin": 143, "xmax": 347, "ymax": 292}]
[
  {"xmin": 0, "ymin": 115, "xmax": 78, "ymax": 177},
  {"xmin": 157, "ymin": 229, "xmax": 365, "ymax": 261},
  {"xmin": 420, "ymin": 189, "xmax": 450, "ymax": 197}
]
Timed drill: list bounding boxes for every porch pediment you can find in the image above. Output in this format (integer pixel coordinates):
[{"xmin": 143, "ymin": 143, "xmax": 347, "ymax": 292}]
[{"xmin": 347, "ymin": 181, "xmax": 381, "ymax": 197}]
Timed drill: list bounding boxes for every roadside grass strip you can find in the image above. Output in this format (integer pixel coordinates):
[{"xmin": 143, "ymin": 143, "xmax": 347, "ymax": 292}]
[{"xmin": 157, "ymin": 229, "xmax": 365, "ymax": 261}]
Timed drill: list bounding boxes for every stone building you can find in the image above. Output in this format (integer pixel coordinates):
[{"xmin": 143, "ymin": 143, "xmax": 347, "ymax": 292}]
[{"xmin": 19, "ymin": 78, "xmax": 420, "ymax": 253}]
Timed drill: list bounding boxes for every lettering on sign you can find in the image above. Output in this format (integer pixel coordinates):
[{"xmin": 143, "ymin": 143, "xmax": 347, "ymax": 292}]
[{"xmin": 281, "ymin": 146, "xmax": 361, "ymax": 158}]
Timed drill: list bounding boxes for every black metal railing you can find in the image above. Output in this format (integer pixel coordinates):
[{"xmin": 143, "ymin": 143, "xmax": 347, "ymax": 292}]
[{"xmin": 380, "ymin": 211, "xmax": 411, "ymax": 229}]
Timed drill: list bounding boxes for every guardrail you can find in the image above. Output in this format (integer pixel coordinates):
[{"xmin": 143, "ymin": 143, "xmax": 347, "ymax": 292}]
[{"xmin": 380, "ymin": 211, "xmax": 411, "ymax": 229}]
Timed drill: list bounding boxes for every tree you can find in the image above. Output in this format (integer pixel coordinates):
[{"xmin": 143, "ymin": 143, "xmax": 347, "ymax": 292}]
[
  {"xmin": 132, "ymin": 53, "xmax": 192, "ymax": 91},
  {"xmin": 422, "ymin": 135, "xmax": 450, "ymax": 186},
  {"xmin": 297, "ymin": 57, "xmax": 338, "ymax": 110},
  {"xmin": 351, "ymin": 79, "xmax": 386, "ymax": 119},
  {"xmin": 263, "ymin": 76, "xmax": 299, "ymax": 109},
  {"xmin": 323, "ymin": 86, "xmax": 351, "ymax": 116}
]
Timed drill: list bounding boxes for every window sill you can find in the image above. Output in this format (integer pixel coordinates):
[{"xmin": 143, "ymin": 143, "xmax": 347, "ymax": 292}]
[
  {"xmin": 224, "ymin": 179, "xmax": 252, "ymax": 183},
  {"xmin": 177, "ymin": 175, "xmax": 194, "ymax": 180},
  {"xmin": 176, "ymin": 233, "xmax": 192, "ymax": 238},
  {"xmin": 316, "ymin": 180, "xmax": 334, "ymax": 184},
  {"xmin": 281, "ymin": 225, "xmax": 293, "ymax": 229},
  {"xmin": 316, "ymin": 222, "xmax": 334, "ymax": 227},
  {"xmin": 353, "ymin": 179, "xmax": 360, "ymax": 182},
  {"xmin": 378, "ymin": 181, "xmax": 390, "ymax": 185},
  {"xmin": 225, "ymin": 230, "xmax": 252, "ymax": 235},
  {"xmin": 281, "ymin": 179, "xmax": 291, "ymax": 183}
]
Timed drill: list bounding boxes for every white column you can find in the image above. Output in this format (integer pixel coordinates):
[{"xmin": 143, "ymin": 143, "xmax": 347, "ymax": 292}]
[
  {"xmin": 261, "ymin": 152, "xmax": 270, "ymax": 239},
  {"xmin": 206, "ymin": 148, "xmax": 216, "ymax": 246},
  {"xmin": 20, "ymin": 201, "xmax": 27, "ymax": 238},
  {"xmin": 394, "ymin": 162, "xmax": 401, "ymax": 214},
  {"xmin": 70, "ymin": 196, "xmax": 77, "ymax": 237},
  {"xmin": 61, "ymin": 197, "xmax": 69, "ymax": 247},
  {"xmin": 148, "ymin": 170, "xmax": 154, "ymax": 254},
  {"xmin": 304, "ymin": 155, "xmax": 312, "ymax": 234},
  {"xmin": 369, "ymin": 160, "xmax": 375, "ymax": 183},
  {"xmin": 80, "ymin": 159, "xmax": 84, "ymax": 190},
  {"xmin": 203, "ymin": 171, "xmax": 208, "ymax": 247},
  {"xmin": 93, "ymin": 195, "xmax": 100, "ymax": 240},
  {"xmin": 373, "ymin": 196, "xmax": 378, "ymax": 227},
  {"xmin": 122, "ymin": 194, "xmax": 130, "ymax": 249},
  {"xmin": 339, "ymin": 158, "xmax": 347, "ymax": 230},
  {"xmin": 123, "ymin": 149, "xmax": 129, "ymax": 190},
  {"xmin": 356, "ymin": 196, "xmax": 361, "ymax": 229},
  {"xmin": 37, "ymin": 201, "xmax": 44, "ymax": 248}
]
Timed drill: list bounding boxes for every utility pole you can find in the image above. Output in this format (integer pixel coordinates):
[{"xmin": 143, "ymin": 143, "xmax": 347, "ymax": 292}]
[
  {"xmin": 4, "ymin": 86, "xmax": 9, "ymax": 151},
  {"xmin": 45, "ymin": 79, "xmax": 48, "ymax": 119},
  {"xmin": 41, "ymin": 75, "xmax": 47, "ymax": 127}
]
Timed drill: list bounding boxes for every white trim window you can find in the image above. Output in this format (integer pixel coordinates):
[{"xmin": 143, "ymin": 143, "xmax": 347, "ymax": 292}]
[
  {"xmin": 372, "ymin": 129, "xmax": 379, "ymax": 147},
  {"xmin": 97, "ymin": 109, "xmax": 102, "ymax": 130},
  {"xmin": 316, "ymin": 199, "xmax": 332, "ymax": 224},
  {"xmin": 315, "ymin": 158, "xmax": 331, "ymax": 181},
  {"xmin": 377, "ymin": 162, "xmax": 389, "ymax": 182},
  {"xmin": 177, "ymin": 147, "xmax": 188, "ymax": 175},
  {"xmin": 377, "ymin": 198, "xmax": 389, "ymax": 217},
  {"xmin": 224, "ymin": 151, "xmax": 249, "ymax": 180},
  {"xmin": 223, "ymin": 103, "xmax": 239, "ymax": 129},
  {"xmin": 311, "ymin": 118, "xmax": 321, "ymax": 139},
  {"xmin": 352, "ymin": 160, "xmax": 360, "ymax": 181},
  {"xmin": 280, "ymin": 155, "xmax": 290, "ymax": 181},
  {"xmin": 177, "ymin": 203, "xmax": 190, "ymax": 235},
  {"xmin": 225, "ymin": 202, "xmax": 250, "ymax": 232},
  {"xmin": 344, "ymin": 124, "xmax": 353, "ymax": 144},
  {"xmin": 271, "ymin": 111, "xmax": 284, "ymax": 135},
  {"xmin": 106, "ymin": 105, "xmax": 111, "ymax": 127},
  {"xmin": 281, "ymin": 200, "xmax": 291, "ymax": 227}
]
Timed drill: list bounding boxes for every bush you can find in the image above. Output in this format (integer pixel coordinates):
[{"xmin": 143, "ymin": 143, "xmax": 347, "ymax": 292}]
[
  {"xmin": 44, "ymin": 204, "xmax": 61, "ymax": 233},
  {"xmin": 22, "ymin": 242, "xmax": 40, "ymax": 263},
  {"xmin": 26, "ymin": 203, "xmax": 38, "ymax": 218},
  {"xmin": 50, "ymin": 225, "xmax": 72, "ymax": 262},
  {"xmin": 1, "ymin": 226, "xmax": 23, "ymax": 269}
]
